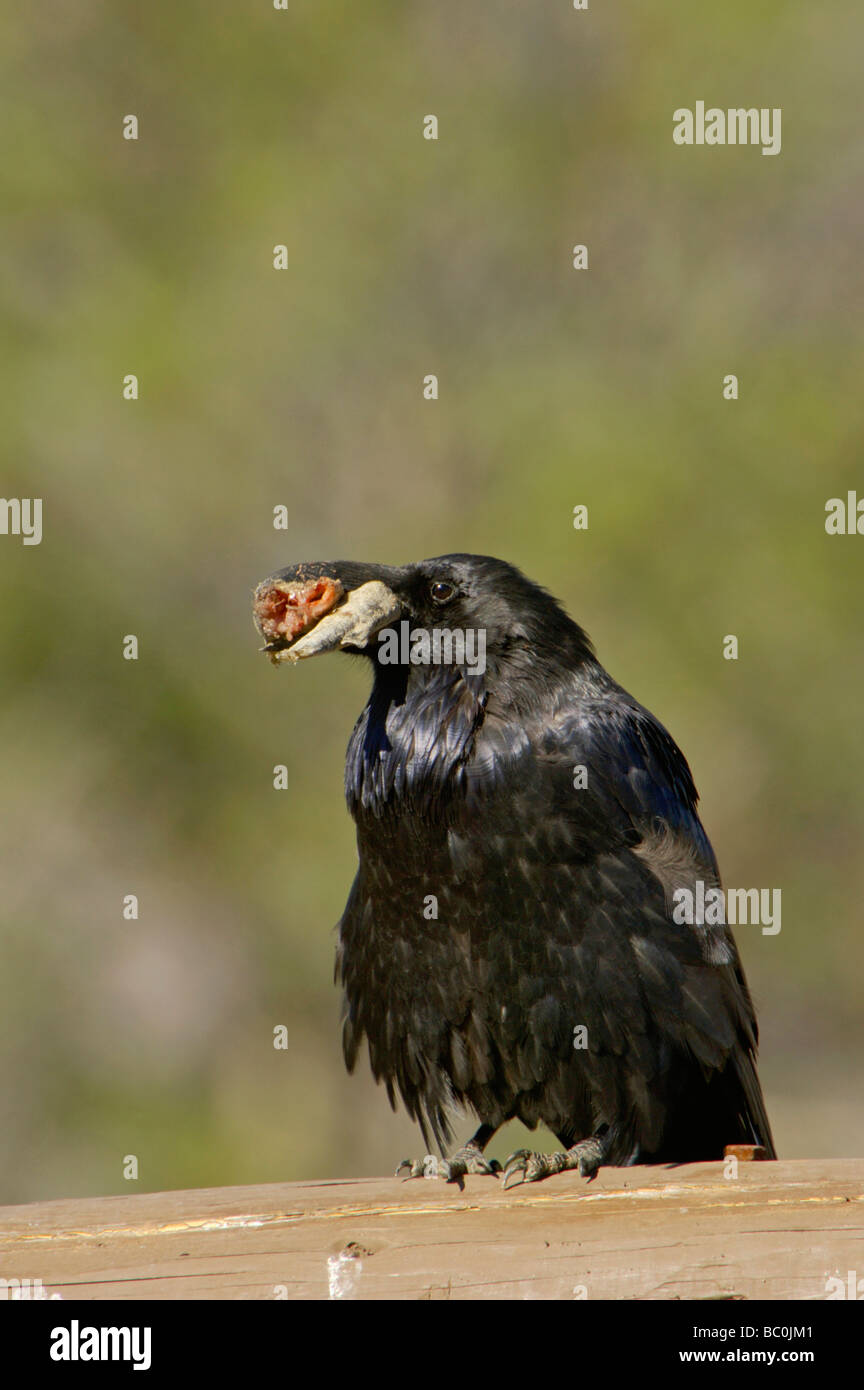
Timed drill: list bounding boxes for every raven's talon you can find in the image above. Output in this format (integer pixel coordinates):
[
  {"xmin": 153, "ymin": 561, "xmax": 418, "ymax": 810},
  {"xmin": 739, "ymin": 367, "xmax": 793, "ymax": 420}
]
[
  {"xmin": 396, "ymin": 1145, "xmax": 501, "ymax": 1184},
  {"xmin": 443, "ymin": 1146, "xmax": 501, "ymax": 1179},
  {"xmin": 503, "ymin": 1138, "xmax": 606, "ymax": 1189},
  {"xmin": 502, "ymin": 1148, "xmax": 548, "ymax": 1190},
  {"xmin": 396, "ymin": 1154, "xmax": 440, "ymax": 1180}
]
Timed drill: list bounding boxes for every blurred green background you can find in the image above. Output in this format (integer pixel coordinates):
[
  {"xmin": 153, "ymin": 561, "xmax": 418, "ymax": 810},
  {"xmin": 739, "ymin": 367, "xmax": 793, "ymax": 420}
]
[{"xmin": 1, "ymin": 2, "xmax": 862, "ymax": 1204}]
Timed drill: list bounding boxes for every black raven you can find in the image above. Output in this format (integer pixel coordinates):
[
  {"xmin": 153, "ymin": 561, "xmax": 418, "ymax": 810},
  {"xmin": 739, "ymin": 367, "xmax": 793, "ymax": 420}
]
[{"xmin": 253, "ymin": 554, "xmax": 775, "ymax": 1186}]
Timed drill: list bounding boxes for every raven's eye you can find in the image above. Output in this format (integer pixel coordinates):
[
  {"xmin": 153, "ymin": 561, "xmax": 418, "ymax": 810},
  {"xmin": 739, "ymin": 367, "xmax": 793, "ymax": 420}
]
[{"xmin": 429, "ymin": 580, "xmax": 456, "ymax": 605}]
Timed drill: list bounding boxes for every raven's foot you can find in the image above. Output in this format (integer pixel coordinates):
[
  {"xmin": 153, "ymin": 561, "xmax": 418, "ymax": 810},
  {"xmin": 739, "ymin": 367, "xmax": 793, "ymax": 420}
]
[
  {"xmin": 396, "ymin": 1143, "xmax": 501, "ymax": 1186},
  {"xmin": 502, "ymin": 1135, "xmax": 607, "ymax": 1191}
]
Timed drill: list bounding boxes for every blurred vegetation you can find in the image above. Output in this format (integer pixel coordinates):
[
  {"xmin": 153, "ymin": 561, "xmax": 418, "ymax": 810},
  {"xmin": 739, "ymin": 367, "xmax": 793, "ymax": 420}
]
[{"xmin": 0, "ymin": 2, "xmax": 862, "ymax": 1202}]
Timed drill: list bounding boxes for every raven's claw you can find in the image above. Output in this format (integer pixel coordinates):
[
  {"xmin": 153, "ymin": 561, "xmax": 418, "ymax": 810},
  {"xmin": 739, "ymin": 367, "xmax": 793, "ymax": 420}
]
[
  {"xmin": 396, "ymin": 1144, "xmax": 501, "ymax": 1187},
  {"xmin": 503, "ymin": 1137, "xmax": 607, "ymax": 1190}
]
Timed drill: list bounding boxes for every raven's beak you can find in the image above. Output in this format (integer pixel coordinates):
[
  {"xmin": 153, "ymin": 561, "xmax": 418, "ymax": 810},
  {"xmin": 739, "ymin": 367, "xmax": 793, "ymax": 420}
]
[{"xmin": 253, "ymin": 573, "xmax": 401, "ymax": 664}]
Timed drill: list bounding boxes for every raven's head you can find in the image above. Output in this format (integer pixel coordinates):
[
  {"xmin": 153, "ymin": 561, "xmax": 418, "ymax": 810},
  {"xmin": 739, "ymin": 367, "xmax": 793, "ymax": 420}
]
[
  {"xmin": 252, "ymin": 554, "xmax": 594, "ymax": 687},
  {"xmin": 254, "ymin": 555, "xmax": 600, "ymax": 819}
]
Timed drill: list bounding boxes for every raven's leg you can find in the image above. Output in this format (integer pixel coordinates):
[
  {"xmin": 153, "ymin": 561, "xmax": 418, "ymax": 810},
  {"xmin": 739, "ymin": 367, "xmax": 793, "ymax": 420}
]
[
  {"xmin": 502, "ymin": 1127, "xmax": 614, "ymax": 1190},
  {"xmin": 396, "ymin": 1123, "xmax": 501, "ymax": 1184}
]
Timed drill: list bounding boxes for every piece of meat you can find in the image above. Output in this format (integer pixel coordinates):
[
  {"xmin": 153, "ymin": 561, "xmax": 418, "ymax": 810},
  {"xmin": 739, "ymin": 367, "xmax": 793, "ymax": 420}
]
[{"xmin": 253, "ymin": 576, "xmax": 344, "ymax": 651}]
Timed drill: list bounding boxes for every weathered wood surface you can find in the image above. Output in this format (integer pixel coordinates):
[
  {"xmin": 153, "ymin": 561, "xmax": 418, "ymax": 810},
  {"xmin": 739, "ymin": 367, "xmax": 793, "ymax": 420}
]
[{"xmin": 0, "ymin": 1159, "xmax": 860, "ymax": 1300}]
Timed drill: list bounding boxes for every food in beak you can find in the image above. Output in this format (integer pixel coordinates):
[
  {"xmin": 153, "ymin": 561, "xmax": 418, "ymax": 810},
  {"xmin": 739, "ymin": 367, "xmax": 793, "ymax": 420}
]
[
  {"xmin": 254, "ymin": 578, "xmax": 401, "ymax": 664},
  {"xmin": 253, "ymin": 575, "xmax": 345, "ymax": 658}
]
